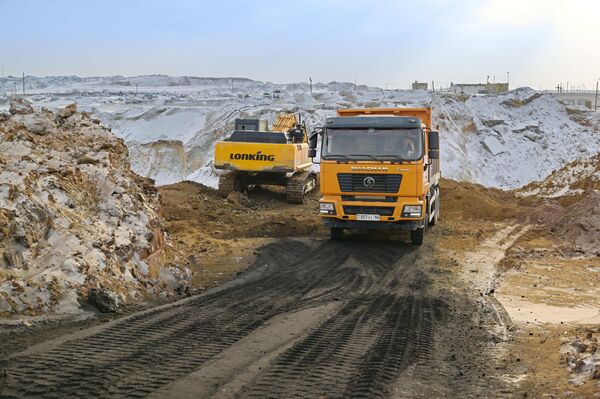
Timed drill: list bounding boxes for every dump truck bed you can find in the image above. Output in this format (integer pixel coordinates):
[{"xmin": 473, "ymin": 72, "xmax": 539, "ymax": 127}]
[{"xmin": 337, "ymin": 107, "xmax": 432, "ymax": 129}]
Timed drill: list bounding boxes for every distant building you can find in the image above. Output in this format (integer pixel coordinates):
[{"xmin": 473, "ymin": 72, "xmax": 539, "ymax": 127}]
[
  {"xmin": 486, "ymin": 83, "xmax": 509, "ymax": 94},
  {"xmin": 449, "ymin": 83, "xmax": 509, "ymax": 95},
  {"xmin": 411, "ymin": 81, "xmax": 428, "ymax": 90}
]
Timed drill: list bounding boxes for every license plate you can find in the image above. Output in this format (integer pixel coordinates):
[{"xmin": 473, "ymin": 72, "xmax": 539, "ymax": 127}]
[{"xmin": 356, "ymin": 214, "xmax": 380, "ymax": 221}]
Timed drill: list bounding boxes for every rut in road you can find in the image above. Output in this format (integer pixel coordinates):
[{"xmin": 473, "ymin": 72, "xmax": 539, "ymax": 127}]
[{"xmin": 0, "ymin": 238, "xmax": 449, "ymax": 398}]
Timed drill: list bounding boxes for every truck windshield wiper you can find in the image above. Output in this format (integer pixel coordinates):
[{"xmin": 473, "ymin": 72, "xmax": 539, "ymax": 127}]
[{"xmin": 347, "ymin": 154, "xmax": 382, "ymax": 162}]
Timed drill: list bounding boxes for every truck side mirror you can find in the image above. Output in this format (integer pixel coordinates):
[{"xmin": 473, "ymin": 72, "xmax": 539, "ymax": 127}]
[
  {"xmin": 429, "ymin": 149, "xmax": 439, "ymax": 159},
  {"xmin": 429, "ymin": 131, "xmax": 439, "ymax": 150}
]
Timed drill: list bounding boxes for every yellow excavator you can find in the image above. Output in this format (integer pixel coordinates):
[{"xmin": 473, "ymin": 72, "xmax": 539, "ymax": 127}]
[{"xmin": 214, "ymin": 113, "xmax": 317, "ymax": 203}]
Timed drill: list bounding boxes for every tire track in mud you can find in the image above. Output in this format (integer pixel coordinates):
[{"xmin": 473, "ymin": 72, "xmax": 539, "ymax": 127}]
[
  {"xmin": 0, "ymin": 237, "xmax": 489, "ymax": 398},
  {"xmin": 239, "ymin": 266, "xmax": 446, "ymax": 399}
]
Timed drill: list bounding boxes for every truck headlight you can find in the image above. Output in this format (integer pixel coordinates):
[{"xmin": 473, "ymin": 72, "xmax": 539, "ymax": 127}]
[
  {"xmin": 320, "ymin": 202, "xmax": 336, "ymax": 215},
  {"xmin": 402, "ymin": 205, "xmax": 422, "ymax": 218}
]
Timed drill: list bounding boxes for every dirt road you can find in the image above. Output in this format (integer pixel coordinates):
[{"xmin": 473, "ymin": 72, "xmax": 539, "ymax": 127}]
[{"xmin": 0, "ymin": 234, "xmax": 508, "ymax": 398}]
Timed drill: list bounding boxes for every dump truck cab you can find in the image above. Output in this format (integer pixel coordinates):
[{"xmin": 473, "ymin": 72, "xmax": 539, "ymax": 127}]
[{"xmin": 309, "ymin": 108, "xmax": 440, "ymax": 244}]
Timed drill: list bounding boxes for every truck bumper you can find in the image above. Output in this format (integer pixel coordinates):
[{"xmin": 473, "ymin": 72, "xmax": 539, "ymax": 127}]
[
  {"xmin": 319, "ymin": 195, "xmax": 425, "ymax": 231},
  {"xmin": 322, "ymin": 218, "xmax": 424, "ymax": 231}
]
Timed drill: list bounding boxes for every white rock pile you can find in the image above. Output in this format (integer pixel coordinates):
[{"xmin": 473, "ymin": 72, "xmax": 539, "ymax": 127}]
[{"xmin": 0, "ymin": 99, "xmax": 188, "ymax": 318}]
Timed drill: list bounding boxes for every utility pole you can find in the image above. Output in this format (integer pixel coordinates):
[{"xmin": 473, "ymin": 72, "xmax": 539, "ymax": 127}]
[
  {"xmin": 432, "ymin": 81, "xmax": 435, "ymax": 93},
  {"xmin": 309, "ymin": 77, "xmax": 312, "ymax": 95},
  {"xmin": 595, "ymin": 80, "xmax": 598, "ymax": 111},
  {"xmin": 22, "ymin": 72, "xmax": 25, "ymax": 96},
  {"xmin": 507, "ymin": 71, "xmax": 510, "ymax": 89}
]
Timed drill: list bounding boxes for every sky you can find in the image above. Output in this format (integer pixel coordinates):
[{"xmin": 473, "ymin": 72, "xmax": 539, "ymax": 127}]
[{"xmin": 1, "ymin": 0, "xmax": 599, "ymax": 89}]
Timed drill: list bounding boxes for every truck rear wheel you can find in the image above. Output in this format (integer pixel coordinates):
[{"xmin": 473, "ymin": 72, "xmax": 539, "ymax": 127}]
[{"xmin": 330, "ymin": 227, "xmax": 344, "ymax": 240}]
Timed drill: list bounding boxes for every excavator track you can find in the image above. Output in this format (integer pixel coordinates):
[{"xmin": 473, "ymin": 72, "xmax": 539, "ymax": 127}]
[
  {"xmin": 217, "ymin": 172, "xmax": 236, "ymax": 197},
  {"xmin": 286, "ymin": 171, "xmax": 317, "ymax": 204}
]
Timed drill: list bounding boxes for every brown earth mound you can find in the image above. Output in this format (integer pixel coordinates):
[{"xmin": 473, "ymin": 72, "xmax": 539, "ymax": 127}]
[
  {"xmin": 155, "ymin": 181, "xmax": 324, "ymax": 289},
  {"xmin": 162, "ymin": 177, "xmax": 534, "ymax": 246},
  {"xmin": 440, "ymin": 178, "xmax": 538, "ymax": 222},
  {"xmin": 159, "ymin": 181, "xmax": 323, "ymax": 240},
  {"xmin": 518, "ymin": 153, "xmax": 600, "ymax": 198},
  {"xmin": 511, "ymin": 152, "xmax": 600, "ymax": 256},
  {"xmin": 550, "ymin": 191, "xmax": 600, "ymax": 256}
]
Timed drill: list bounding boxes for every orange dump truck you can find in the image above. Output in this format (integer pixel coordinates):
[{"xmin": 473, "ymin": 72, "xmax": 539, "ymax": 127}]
[{"xmin": 308, "ymin": 108, "xmax": 440, "ymax": 244}]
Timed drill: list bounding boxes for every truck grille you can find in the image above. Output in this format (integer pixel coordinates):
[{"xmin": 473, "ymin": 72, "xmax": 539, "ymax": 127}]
[
  {"xmin": 337, "ymin": 174, "xmax": 402, "ymax": 193},
  {"xmin": 341, "ymin": 195, "xmax": 397, "ymax": 202},
  {"xmin": 343, "ymin": 206, "xmax": 395, "ymax": 216}
]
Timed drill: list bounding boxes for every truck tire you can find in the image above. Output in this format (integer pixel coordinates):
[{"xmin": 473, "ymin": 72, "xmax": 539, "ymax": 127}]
[
  {"xmin": 410, "ymin": 227, "xmax": 424, "ymax": 245},
  {"xmin": 330, "ymin": 227, "xmax": 344, "ymax": 240}
]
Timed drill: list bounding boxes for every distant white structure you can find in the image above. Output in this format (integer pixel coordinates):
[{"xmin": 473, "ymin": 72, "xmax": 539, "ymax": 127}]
[
  {"xmin": 561, "ymin": 98, "xmax": 593, "ymax": 109},
  {"xmin": 553, "ymin": 92, "xmax": 597, "ymax": 109},
  {"xmin": 411, "ymin": 81, "xmax": 428, "ymax": 90},
  {"xmin": 450, "ymin": 83, "xmax": 509, "ymax": 95}
]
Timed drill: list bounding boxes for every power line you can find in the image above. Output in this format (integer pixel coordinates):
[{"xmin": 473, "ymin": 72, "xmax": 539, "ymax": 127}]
[{"xmin": 595, "ymin": 80, "xmax": 599, "ymax": 111}]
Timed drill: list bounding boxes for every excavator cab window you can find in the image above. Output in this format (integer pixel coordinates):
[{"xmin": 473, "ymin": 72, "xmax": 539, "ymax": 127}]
[{"xmin": 287, "ymin": 128, "xmax": 305, "ymax": 143}]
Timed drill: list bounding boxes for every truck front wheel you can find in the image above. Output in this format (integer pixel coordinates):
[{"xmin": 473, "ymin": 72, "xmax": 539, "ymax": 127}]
[
  {"xmin": 410, "ymin": 227, "xmax": 424, "ymax": 245},
  {"xmin": 330, "ymin": 227, "xmax": 344, "ymax": 240}
]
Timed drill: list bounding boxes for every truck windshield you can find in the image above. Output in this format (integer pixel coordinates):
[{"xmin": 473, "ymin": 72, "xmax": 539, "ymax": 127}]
[{"xmin": 322, "ymin": 128, "xmax": 423, "ymax": 161}]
